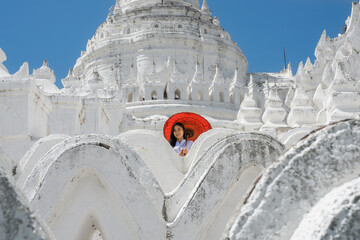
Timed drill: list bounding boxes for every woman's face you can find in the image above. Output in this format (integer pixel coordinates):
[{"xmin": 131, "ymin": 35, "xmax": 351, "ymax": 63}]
[{"xmin": 173, "ymin": 125, "xmax": 184, "ymax": 141}]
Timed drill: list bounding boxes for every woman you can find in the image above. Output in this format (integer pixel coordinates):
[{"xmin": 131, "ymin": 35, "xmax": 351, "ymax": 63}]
[{"xmin": 169, "ymin": 122, "xmax": 193, "ymax": 156}]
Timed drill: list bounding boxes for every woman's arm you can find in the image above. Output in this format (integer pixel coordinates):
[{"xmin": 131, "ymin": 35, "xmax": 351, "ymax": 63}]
[
  {"xmin": 174, "ymin": 146, "xmax": 181, "ymax": 153},
  {"xmin": 187, "ymin": 141, "xmax": 193, "ymax": 151}
]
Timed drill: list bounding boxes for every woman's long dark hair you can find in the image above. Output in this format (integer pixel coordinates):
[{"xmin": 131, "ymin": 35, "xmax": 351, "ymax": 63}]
[{"xmin": 169, "ymin": 122, "xmax": 187, "ymax": 147}]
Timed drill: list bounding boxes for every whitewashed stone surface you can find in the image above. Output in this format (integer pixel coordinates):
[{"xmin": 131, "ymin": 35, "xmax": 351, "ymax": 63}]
[
  {"xmin": 0, "ymin": 0, "xmax": 360, "ymax": 239},
  {"xmin": 292, "ymin": 177, "xmax": 360, "ymax": 240},
  {"xmin": 0, "ymin": 170, "xmax": 52, "ymax": 240},
  {"xmin": 225, "ymin": 119, "xmax": 360, "ymax": 240}
]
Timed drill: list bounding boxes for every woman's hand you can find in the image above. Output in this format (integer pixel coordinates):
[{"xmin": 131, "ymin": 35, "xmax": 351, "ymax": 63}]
[
  {"xmin": 179, "ymin": 147, "xmax": 188, "ymax": 156},
  {"xmin": 183, "ymin": 147, "xmax": 188, "ymax": 156}
]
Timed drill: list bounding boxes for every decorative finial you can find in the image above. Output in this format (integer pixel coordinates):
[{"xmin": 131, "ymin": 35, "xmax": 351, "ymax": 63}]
[
  {"xmin": 248, "ymin": 73, "xmax": 254, "ymax": 97},
  {"xmin": 304, "ymin": 57, "xmax": 312, "ymax": 70},
  {"xmin": 213, "ymin": 16, "xmax": 220, "ymax": 25}
]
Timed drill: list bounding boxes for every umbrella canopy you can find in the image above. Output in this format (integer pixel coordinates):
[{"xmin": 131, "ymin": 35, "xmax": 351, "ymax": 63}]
[{"xmin": 163, "ymin": 112, "xmax": 212, "ymax": 142}]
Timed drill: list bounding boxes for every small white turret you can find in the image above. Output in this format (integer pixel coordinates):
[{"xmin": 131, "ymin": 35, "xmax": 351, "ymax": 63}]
[
  {"xmin": 304, "ymin": 57, "xmax": 312, "ymax": 70},
  {"xmin": 286, "ymin": 62, "xmax": 293, "ymax": 76},
  {"xmin": 31, "ymin": 60, "xmax": 59, "ymax": 93},
  {"xmin": 295, "ymin": 61, "xmax": 318, "ymax": 90},
  {"xmin": 32, "ymin": 60, "xmax": 56, "ymax": 83},
  {"xmin": 87, "ymin": 70, "xmax": 104, "ymax": 93},
  {"xmin": 315, "ymin": 30, "xmax": 332, "ymax": 60},
  {"xmin": 324, "ymin": 54, "xmax": 360, "ymax": 121},
  {"xmin": 114, "ymin": 0, "xmax": 121, "ymax": 14},
  {"xmin": 201, "ymin": 0, "xmax": 210, "ymax": 15},
  {"xmin": 62, "ymin": 68, "xmax": 81, "ymax": 89},
  {"xmin": 262, "ymin": 84, "xmax": 287, "ymax": 126},
  {"xmin": 287, "ymin": 86, "xmax": 318, "ymax": 127},
  {"xmin": 236, "ymin": 74, "xmax": 263, "ymax": 131},
  {"xmin": 262, "ymin": 78, "xmax": 270, "ymax": 102}
]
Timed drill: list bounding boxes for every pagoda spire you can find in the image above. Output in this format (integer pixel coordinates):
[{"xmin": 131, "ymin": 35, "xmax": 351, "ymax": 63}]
[
  {"xmin": 114, "ymin": 0, "xmax": 121, "ymax": 14},
  {"xmin": 248, "ymin": 73, "xmax": 255, "ymax": 98},
  {"xmin": 201, "ymin": 0, "xmax": 210, "ymax": 14}
]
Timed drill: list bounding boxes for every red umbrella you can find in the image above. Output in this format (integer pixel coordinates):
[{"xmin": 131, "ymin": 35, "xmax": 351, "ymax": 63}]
[{"xmin": 163, "ymin": 112, "xmax": 212, "ymax": 141}]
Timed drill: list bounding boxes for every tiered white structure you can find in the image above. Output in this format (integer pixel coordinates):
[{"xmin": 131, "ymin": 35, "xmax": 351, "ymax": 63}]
[
  {"xmin": 68, "ymin": 0, "xmax": 247, "ymax": 121},
  {"xmin": 1, "ymin": 1, "xmax": 360, "ymax": 240}
]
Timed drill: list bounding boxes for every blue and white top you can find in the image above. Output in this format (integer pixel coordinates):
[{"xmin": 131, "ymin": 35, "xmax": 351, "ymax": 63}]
[{"xmin": 174, "ymin": 139, "xmax": 193, "ymax": 154}]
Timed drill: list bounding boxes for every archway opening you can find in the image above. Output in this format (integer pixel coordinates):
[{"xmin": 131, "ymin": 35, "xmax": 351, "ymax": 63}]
[
  {"xmin": 175, "ymin": 89, "xmax": 181, "ymax": 100},
  {"xmin": 240, "ymin": 93, "xmax": 245, "ymax": 104},
  {"xmin": 219, "ymin": 92, "xmax": 224, "ymax": 102},
  {"xmin": 151, "ymin": 91, "xmax": 157, "ymax": 100},
  {"xmin": 198, "ymin": 91, "xmax": 203, "ymax": 101},
  {"xmin": 230, "ymin": 93, "xmax": 234, "ymax": 104},
  {"xmin": 128, "ymin": 93, "xmax": 133, "ymax": 103}
]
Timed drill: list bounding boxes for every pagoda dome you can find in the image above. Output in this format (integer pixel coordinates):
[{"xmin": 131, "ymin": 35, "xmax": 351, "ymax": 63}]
[
  {"xmin": 117, "ymin": 0, "xmax": 200, "ymax": 12},
  {"xmin": 72, "ymin": 0, "xmax": 247, "ymax": 110}
]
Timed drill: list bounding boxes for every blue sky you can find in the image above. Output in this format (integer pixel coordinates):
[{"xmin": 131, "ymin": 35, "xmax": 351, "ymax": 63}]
[{"xmin": 0, "ymin": 0, "xmax": 355, "ymax": 88}]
